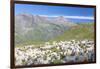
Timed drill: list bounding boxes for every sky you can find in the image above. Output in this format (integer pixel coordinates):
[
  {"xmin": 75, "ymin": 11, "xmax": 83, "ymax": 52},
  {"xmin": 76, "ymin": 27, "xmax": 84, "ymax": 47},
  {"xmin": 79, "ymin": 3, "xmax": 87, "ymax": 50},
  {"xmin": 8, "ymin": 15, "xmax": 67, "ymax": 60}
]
[{"xmin": 15, "ymin": 4, "xmax": 95, "ymax": 21}]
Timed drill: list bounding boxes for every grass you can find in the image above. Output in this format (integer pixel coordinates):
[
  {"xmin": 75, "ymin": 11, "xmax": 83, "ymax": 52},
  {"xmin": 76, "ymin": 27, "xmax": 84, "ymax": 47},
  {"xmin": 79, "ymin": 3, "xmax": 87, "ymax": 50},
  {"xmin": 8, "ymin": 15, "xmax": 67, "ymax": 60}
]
[
  {"xmin": 49, "ymin": 23, "xmax": 94, "ymax": 42},
  {"xmin": 15, "ymin": 41, "xmax": 45, "ymax": 48},
  {"xmin": 15, "ymin": 23, "xmax": 94, "ymax": 48},
  {"xmin": 52, "ymin": 59, "xmax": 62, "ymax": 64}
]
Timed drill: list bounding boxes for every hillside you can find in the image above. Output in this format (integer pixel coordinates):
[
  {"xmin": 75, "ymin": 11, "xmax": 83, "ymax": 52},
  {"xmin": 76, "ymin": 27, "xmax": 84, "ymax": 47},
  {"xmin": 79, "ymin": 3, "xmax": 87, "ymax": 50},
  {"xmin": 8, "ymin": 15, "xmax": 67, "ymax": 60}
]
[
  {"xmin": 15, "ymin": 14, "xmax": 94, "ymax": 47},
  {"xmin": 49, "ymin": 23, "xmax": 94, "ymax": 42},
  {"xmin": 15, "ymin": 14, "xmax": 77, "ymax": 46}
]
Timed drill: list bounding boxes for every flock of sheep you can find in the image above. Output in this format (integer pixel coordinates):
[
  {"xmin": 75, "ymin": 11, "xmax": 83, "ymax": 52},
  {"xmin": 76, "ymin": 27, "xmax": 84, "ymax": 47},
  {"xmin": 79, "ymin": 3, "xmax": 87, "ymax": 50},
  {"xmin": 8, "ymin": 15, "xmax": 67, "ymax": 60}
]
[{"xmin": 15, "ymin": 40, "xmax": 95, "ymax": 66}]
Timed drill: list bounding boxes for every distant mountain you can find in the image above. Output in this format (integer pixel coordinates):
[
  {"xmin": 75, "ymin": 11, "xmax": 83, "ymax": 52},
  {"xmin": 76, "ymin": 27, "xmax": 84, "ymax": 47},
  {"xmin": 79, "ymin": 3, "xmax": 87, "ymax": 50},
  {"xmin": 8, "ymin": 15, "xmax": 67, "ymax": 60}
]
[
  {"xmin": 66, "ymin": 18, "xmax": 94, "ymax": 23},
  {"xmin": 52, "ymin": 16, "xmax": 76, "ymax": 26},
  {"xmin": 15, "ymin": 14, "xmax": 77, "ymax": 45}
]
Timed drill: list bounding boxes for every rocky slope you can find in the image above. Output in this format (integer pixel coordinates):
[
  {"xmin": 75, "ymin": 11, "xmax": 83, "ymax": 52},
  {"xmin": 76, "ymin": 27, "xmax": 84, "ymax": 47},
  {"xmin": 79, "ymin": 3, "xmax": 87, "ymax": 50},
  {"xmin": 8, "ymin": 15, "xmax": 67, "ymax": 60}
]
[{"xmin": 15, "ymin": 14, "xmax": 77, "ymax": 45}]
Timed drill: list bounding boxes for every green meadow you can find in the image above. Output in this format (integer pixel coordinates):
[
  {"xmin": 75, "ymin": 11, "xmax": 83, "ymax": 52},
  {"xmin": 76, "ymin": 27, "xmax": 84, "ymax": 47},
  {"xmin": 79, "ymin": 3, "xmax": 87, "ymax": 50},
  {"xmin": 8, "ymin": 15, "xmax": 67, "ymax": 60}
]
[
  {"xmin": 49, "ymin": 23, "xmax": 94, "ymax": 42},
  {"xmin": 15, "ymin": 23, "xmax": 94, "ymax": 48}
]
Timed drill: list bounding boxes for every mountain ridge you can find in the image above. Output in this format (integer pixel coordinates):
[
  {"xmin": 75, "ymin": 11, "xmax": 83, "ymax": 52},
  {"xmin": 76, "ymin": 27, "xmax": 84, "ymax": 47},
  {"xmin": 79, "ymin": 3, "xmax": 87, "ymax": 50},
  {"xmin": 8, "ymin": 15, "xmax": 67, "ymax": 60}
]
[{"xmin": 15, "ymin": 14, "xmax": 77, "ymax": 45}]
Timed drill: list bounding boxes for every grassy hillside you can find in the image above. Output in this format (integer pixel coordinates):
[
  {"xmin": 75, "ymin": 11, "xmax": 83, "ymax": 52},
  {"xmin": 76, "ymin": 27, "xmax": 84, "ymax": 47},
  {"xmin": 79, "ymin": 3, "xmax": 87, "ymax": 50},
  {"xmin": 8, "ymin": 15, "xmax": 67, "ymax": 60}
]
[
  {"xmin": 49, "ymin": 23, "xmax": 94, "ymax": 42},
  {"xmin": 15, "ymin": 23, "xmax": 94, "ymax": 47}
]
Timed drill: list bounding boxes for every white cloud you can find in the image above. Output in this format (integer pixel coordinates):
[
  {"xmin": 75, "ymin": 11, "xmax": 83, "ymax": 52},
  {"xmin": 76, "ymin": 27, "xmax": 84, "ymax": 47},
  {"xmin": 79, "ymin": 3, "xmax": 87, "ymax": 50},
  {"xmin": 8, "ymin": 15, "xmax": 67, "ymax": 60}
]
[
  {"xmin": 39, "ymin": 15, "xmax": 94, "ymax": 20},
  {"xmin": 64, "ymin": 16, "xmax": 94, "ymax": 20}
]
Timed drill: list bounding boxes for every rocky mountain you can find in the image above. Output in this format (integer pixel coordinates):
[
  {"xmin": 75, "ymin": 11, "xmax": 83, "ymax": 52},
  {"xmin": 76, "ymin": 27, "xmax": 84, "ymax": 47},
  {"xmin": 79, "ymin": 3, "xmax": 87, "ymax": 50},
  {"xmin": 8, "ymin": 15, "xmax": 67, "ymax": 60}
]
[{"xmin": 15, "ymin": 14, "xmax": 77, "ymax": 45}]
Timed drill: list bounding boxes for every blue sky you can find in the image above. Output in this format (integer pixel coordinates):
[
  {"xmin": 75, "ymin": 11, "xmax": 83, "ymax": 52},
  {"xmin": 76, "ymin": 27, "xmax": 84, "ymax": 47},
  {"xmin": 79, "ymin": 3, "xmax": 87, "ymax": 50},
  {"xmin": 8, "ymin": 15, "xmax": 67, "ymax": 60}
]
[{"xmin": 15, "ymin": 4, "xmax": 94, "ymax": 20}]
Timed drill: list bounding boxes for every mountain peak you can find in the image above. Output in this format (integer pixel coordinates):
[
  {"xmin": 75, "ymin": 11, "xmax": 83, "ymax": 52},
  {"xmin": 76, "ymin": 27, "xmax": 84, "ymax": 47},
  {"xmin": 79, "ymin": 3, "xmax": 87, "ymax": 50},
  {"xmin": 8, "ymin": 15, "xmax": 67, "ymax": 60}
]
[{"xmin": 53, "ymin": 16, "xmax": 69, "ymax": 24}]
